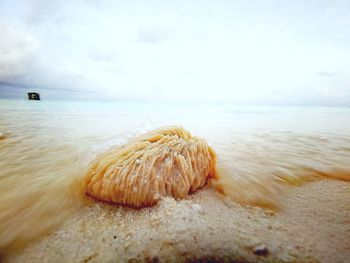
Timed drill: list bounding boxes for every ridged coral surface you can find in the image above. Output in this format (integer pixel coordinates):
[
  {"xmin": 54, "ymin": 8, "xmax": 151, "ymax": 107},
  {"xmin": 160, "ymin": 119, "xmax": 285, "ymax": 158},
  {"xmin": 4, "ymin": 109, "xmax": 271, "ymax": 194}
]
[{"xmin": 85, "ymin": 127, "xmax": 217, "ymax": 207}]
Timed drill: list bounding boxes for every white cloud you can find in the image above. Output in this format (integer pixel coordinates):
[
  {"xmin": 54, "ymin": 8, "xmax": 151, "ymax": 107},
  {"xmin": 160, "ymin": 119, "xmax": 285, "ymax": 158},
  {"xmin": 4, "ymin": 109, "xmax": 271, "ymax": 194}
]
[
  {"xmin": 0, "ymin": 0, "xmax": 349, "ymax": 105},
  {"xmin": 0, "ymin": 21, "xmax": 40, "ymax": 80}
]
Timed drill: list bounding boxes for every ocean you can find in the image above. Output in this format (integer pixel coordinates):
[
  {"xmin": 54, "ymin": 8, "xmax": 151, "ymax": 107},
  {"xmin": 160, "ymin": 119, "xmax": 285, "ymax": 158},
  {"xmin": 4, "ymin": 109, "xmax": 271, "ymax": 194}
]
[{"xmin": 1, "ymin": 99, "xmax": 350, "ymax": 253}]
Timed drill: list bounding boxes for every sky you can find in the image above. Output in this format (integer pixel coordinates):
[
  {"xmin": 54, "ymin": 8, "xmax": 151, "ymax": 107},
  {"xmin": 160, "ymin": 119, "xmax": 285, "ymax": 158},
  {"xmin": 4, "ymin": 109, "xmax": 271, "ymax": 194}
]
[{"xmin": 0, "ymin": 0, "xmax": 350, "ymax": 105}]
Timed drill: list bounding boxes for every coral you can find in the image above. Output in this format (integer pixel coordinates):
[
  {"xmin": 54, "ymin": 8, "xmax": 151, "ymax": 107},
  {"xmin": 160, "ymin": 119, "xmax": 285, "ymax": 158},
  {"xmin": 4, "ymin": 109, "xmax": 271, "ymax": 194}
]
[{"xmin": 84, "ymin": 126, "xmax": 217, "ymax": 208}]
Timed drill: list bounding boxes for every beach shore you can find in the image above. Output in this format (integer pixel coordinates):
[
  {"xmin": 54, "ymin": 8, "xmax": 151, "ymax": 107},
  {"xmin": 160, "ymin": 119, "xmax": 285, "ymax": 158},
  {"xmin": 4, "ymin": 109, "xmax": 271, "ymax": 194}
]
[
  {"xmin": 6, "ymin": 179, "xmax": 350, "ymax": 263},
  {"xmin": 1, "ymin": 101, "xmax": 350, "ymax": 262}
]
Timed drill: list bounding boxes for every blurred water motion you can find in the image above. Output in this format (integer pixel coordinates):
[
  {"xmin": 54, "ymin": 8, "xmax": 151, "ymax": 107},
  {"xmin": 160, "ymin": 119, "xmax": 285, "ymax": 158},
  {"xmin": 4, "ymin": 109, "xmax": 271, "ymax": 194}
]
[{"xmin": 0, "ymin": 99, "xmax": 349, "ymax": 252}]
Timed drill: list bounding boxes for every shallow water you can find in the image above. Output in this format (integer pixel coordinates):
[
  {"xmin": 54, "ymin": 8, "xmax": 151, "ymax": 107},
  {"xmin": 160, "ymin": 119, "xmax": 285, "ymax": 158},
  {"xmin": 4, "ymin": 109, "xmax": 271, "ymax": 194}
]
[{"xmin": 1, "ymin": 99, "xmax": 350, "ymax": 253}]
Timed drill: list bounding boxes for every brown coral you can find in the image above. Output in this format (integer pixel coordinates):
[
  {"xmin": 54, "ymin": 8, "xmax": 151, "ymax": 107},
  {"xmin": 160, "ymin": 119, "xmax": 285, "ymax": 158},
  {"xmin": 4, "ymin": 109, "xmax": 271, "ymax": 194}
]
[{"xmin": 84, "ymin": 126, "xmax": 217, "ymax": 208}]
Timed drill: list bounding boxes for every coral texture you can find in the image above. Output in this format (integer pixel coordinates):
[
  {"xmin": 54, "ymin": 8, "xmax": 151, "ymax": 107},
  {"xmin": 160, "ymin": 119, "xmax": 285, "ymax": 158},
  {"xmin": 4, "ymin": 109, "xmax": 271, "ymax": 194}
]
[{"xmin": 85, "ymin": 126, "xmax": 217, "ymax": 207}]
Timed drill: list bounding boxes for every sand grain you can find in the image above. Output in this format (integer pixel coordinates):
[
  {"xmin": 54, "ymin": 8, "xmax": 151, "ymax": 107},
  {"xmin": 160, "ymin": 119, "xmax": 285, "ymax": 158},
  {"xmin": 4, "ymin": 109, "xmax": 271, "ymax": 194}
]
[{"xmin": 7, "ymin": 180, "xmax": 350, "ymax": 263}]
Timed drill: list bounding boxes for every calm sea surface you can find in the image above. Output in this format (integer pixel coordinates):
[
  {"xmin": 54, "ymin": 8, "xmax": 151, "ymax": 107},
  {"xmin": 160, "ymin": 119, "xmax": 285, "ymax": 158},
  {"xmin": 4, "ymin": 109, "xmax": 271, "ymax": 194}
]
[{"xmin": 1, "ymin": 99, "xmax": 350, "ymax": 251}]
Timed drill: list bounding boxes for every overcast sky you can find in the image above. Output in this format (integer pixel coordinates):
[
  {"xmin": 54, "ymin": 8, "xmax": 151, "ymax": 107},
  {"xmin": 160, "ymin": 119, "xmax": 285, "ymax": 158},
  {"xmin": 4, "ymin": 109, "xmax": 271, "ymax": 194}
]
[{"xmin": 0, "ymin": 0, "xmax": 350, "ymax": 105}]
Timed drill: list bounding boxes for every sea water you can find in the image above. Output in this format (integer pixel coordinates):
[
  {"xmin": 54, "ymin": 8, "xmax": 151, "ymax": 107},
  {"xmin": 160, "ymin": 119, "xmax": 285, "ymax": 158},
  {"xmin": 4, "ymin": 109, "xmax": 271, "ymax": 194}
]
[{"xmin": 1, "ymin": 99, "xmax": 350, "ymax": 252}]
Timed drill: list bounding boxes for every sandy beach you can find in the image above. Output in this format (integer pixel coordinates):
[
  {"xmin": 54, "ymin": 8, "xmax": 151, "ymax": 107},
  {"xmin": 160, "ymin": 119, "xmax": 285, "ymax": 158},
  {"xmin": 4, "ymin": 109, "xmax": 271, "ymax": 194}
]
[{"xmin": 6, "ymin": 179, "xmax": 350, "ymax": 263}]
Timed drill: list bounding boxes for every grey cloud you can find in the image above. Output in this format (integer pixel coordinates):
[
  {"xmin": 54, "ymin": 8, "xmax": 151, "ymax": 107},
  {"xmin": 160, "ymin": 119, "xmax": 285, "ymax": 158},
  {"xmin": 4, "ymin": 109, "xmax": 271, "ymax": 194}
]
[
  {"xmin": 138, "ymin": 25, "xmax": 175, "ymax": 44},
  {"xmin": 0, "ymin": 79, "xmax": 110, "ymax": 100},
  {"xmin": 317, "ymin": 71, "xmax": 336, "ymax": 78},
  {"xmin": 24, "ymin": 0, "xmax": 64, "ymax": 24},
  {"xmin": 0, "ymin": 80, "xmax": 87, "ymax": 93},
  {"xmin": 87, "ymin": 48, "xmax": 115, "ymax": 63}
]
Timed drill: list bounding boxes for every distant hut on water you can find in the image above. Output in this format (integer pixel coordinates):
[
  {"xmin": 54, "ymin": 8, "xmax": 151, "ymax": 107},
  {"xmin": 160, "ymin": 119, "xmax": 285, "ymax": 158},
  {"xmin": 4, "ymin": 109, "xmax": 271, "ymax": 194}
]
[{"xmin": 27, "ymin": 92, "xmax": 40, "ymax": 100}]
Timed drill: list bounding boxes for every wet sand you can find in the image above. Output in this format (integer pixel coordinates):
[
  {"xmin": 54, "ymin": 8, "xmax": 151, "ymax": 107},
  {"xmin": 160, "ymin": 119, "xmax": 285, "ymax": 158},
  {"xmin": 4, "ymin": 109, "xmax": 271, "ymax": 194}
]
[{"xmin": 6, "ymin": 179, "xmax": 350, "ymax": 263}]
